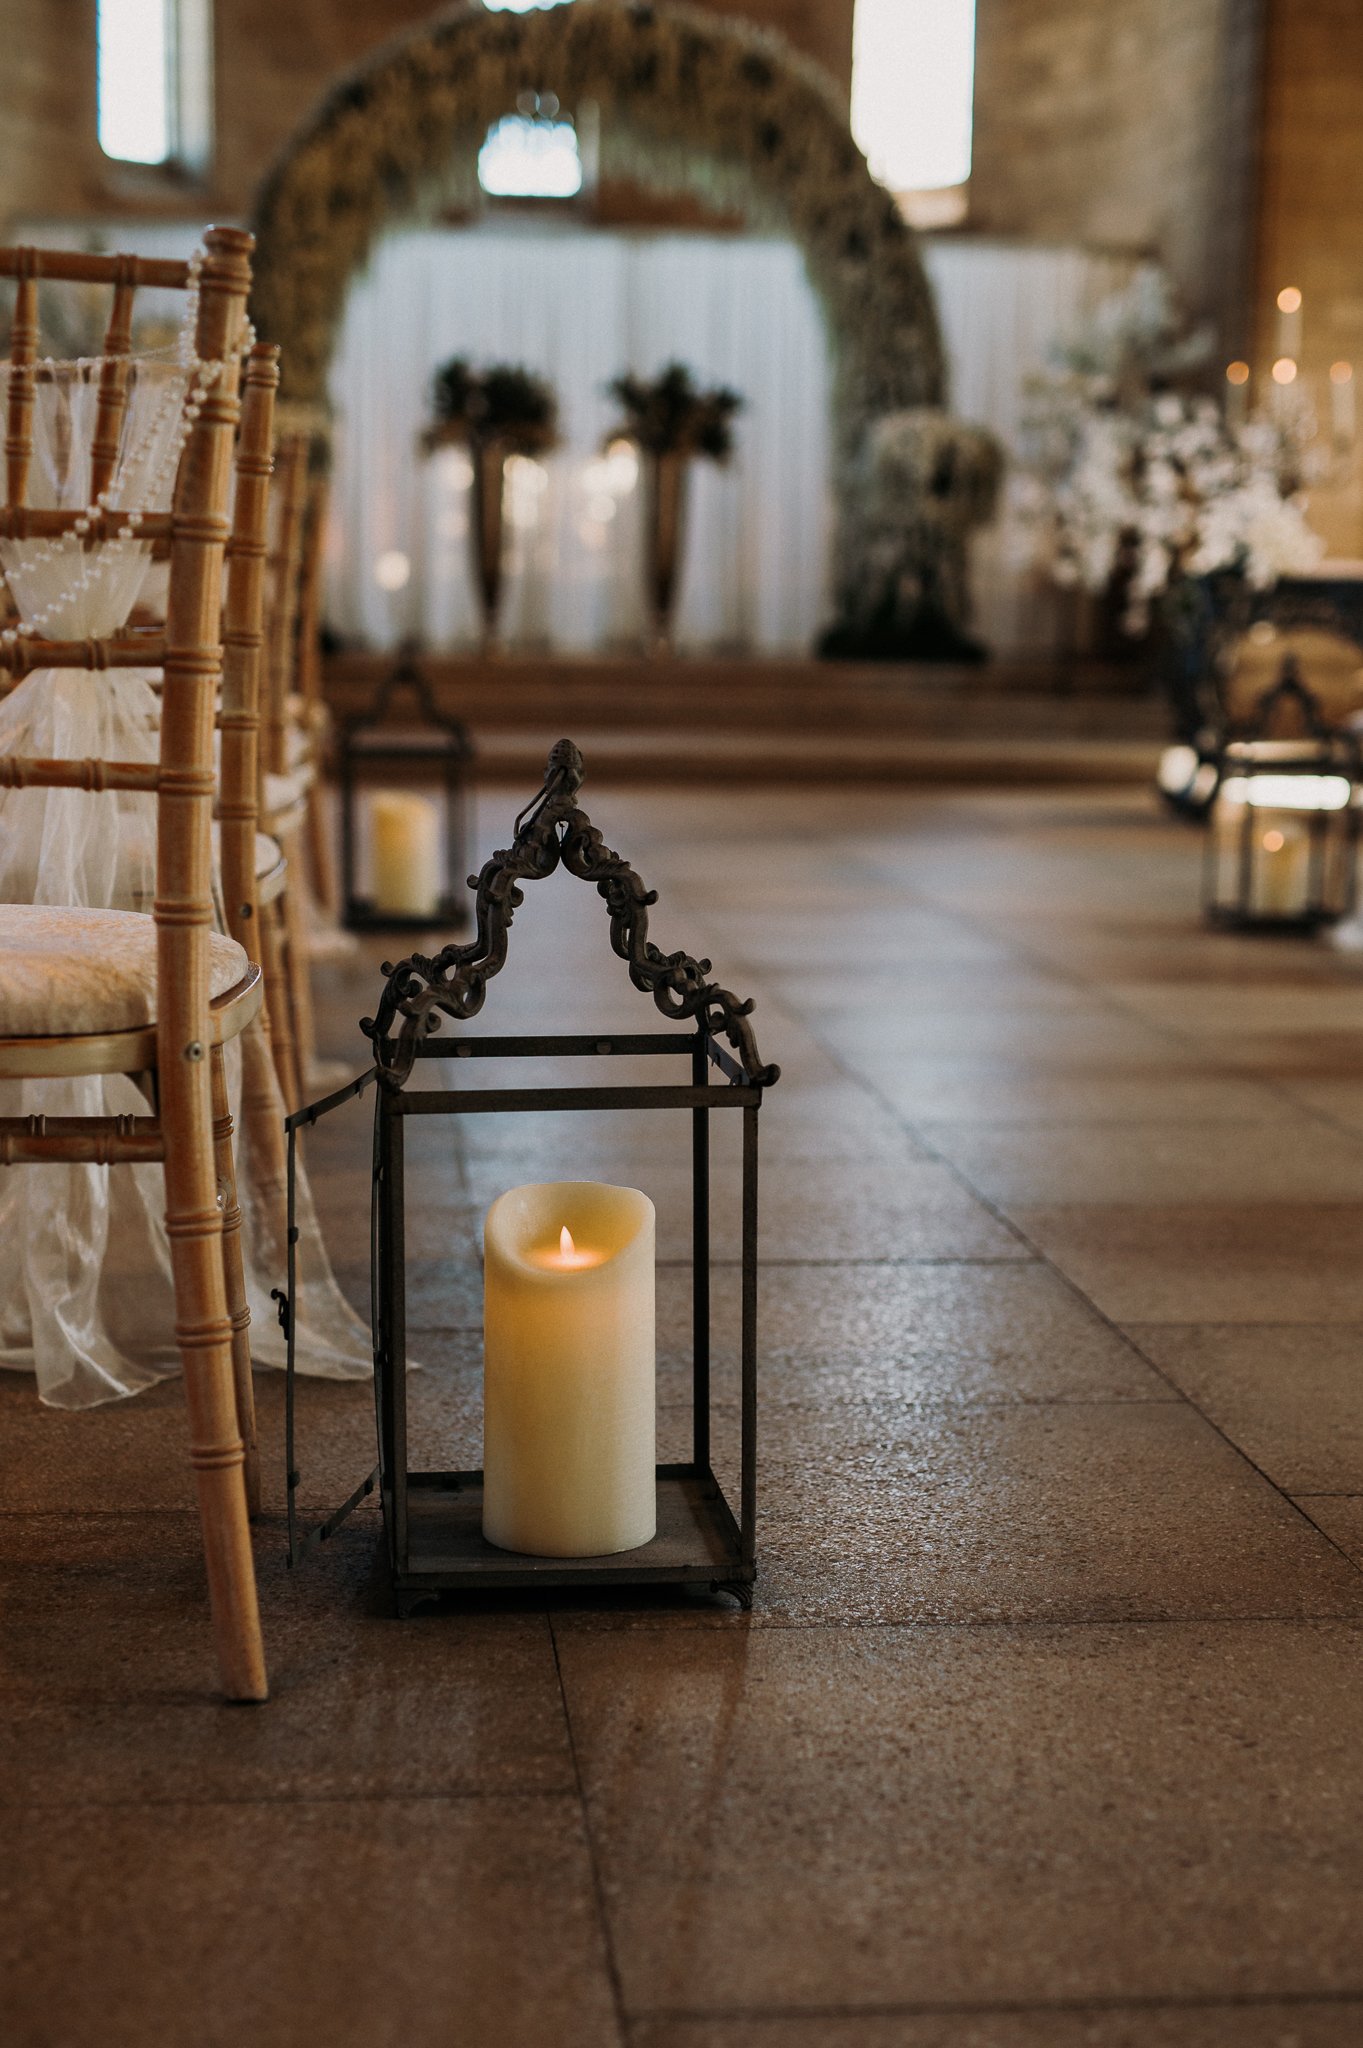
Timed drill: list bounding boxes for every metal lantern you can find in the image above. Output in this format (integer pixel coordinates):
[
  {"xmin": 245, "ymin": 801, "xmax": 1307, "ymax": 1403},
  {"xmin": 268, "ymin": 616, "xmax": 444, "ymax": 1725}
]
[
  {"xmin": 281, "ymin": 739, "xmax": 779, "ymax": 1614},
  {"xmin": 338, "ymin": 644, "xmax": 474, "ymax": 932},
  {"xmin": 1204, "ymin": 660, "xmax": 1363, "ymax": 930}
]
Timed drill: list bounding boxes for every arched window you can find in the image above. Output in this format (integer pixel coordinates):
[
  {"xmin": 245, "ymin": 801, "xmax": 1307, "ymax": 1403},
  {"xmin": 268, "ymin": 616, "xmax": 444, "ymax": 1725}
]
[
  {"xmin": 478, "ymin": 1, "xmax": 579, "ymax": 195},
  {"xmin": 97, "ymin": 0, "xmax": 212, "ymax": 169},
  {"xmin": 851, "ymin": 0, "xmax": 975, "ymax": 217},
  {"xmin": 478, "ymin": 109, "xmax": 583, "ymax": 199}
]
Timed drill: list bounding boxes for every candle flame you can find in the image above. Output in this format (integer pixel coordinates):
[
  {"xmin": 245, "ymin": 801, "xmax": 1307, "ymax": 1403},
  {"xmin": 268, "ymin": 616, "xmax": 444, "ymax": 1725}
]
[{"xmin": 560, "ymin": 1225, "xmax": 575, "ymax": 1261}]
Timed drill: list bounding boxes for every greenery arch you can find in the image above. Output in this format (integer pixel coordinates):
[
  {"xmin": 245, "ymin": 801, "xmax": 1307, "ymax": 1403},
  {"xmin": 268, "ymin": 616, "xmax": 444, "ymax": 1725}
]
[{"xmin": 252, "ymin": 0, "xmax": 988, "ymax": 654}]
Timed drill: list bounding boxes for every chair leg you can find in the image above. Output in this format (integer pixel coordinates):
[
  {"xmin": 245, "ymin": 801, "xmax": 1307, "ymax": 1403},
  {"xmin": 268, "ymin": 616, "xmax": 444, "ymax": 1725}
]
[
  {"xmin": 166, "ymin": 1199, "xmax": 268, "ymax": 1700},
  {"xmin": 304, "ymin": 773, "xmax": 339, "ymax": 924},
  {"xmin": 279, "ymin": 824, "xmax": 317, "ymax": 1100},
  {"xmin": 211, "ymin": 1044, "xmax": 260, "ymax": 1519},
  {"xmin": 240, "ymin": 1007, "xmax": 289, "ymax": 1211}
]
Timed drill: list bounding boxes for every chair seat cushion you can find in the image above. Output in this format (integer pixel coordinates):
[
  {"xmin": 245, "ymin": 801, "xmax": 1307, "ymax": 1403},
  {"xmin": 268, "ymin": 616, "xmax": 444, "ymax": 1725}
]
[
  {"xmin": 262, "ymin": 766, "xmax": 311, "ymax": 821},
  {"xmin": 0, "ymin": 905, "xmax": 249, "ymax": 1038},
  {"xmin": 211, "ymin": 825, "xmax": 283, "ymax": 884}
]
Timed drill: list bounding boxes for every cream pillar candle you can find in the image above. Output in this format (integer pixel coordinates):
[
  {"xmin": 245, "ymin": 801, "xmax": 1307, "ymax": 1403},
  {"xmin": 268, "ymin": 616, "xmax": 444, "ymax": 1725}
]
[
  {"xmin": 370, "ymin": 791, "xmax": 440, "ymax": 916},
  {"xmin": 483, "ymin": 1180, "xmax": 656, "ymax": 1557},
  {"xmin": 1252, "ymin": 815, "xmax": 1311, "ymax": 917}
]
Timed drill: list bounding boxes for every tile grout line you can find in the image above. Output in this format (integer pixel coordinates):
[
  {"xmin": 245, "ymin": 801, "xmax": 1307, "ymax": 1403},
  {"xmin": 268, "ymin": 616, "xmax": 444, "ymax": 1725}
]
[
  {"xmin": 634, "ymin": 1986, "xmax": 1363, "ymax": 2026},
  {"xmin": 548, "ymin": 1613, "xmax": 631, "ymax": 2048}
]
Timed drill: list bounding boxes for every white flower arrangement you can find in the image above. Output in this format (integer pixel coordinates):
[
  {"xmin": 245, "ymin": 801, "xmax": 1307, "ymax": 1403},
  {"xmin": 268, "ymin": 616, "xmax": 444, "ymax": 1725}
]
[{"xmin": 1023, "ymin": 274, "xmax": 1323, "ymax": 632}]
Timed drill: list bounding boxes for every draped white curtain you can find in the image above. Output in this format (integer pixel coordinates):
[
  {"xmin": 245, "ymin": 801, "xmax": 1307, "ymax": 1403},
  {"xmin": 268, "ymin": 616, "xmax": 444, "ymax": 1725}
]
[
  {"xmin": 923, "ymin": 237, "xmax": 1143, "ymax": 654},
  {"xmin": 20, "ymin": 218, "xmax": 1144, "ymax": 657},
  {"xmin": 325, "ymin": 225, "xmax": 835, "ymax": 655}
]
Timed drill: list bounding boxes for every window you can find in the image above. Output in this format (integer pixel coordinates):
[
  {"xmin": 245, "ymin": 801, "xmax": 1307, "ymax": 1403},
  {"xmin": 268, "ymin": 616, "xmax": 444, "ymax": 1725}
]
[
  {"xmin": 851, "ymin": 0, "xmax": 976, "ymax": 198},
  {"xmin": 483, "ymin": 0, "xmax": 571, "ymax": 11},
  {"xmin": 478, "ymin": 108, "xmax": 582, "ymax": 200},
  {"xmin": 97, "ymin": 0, "xmax": 212, "ymax": 170}
]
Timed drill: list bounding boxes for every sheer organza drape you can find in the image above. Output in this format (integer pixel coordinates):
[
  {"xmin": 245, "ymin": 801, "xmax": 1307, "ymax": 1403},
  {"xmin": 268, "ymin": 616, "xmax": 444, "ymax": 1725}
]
[{"xmin": 0, "ymin": 358, "xmax": 369, "ymax": 1405}]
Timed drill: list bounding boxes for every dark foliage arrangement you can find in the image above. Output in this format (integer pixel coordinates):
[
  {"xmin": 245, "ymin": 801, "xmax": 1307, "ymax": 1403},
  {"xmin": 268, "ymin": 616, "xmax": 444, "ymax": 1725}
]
[
  {"xmin": 427, "ymin": 358, "xmax": 559, "ymax": 454},
  {"xmin": 607, "ymin": 363, "xmax": 742, "ymax": 462}
]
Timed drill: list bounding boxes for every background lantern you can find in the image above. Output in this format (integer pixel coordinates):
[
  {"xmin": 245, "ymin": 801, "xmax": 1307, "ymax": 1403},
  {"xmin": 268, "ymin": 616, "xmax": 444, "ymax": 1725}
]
[
  {"xmin": 338, "ymin": 646, "xmax": 474, "ymax": 931},
  {"xmin": 282, "ymin": 740, "xmax": 779, "ymax": 1613},
  {"xmin": 1204, "ymin": 660, "xmax": 1362, "ymax": 929}
]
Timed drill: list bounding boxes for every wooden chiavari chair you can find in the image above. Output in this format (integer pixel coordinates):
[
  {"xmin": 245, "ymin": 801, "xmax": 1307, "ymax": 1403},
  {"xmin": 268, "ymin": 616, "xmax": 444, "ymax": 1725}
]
[
  {"xmin": 258, "ymin": 433, "xmax": 311, "ymax": 1109},
  {"xmin": 296, "ymin": 450, "xmax": 339, "ymax": 924},
  {"xmin": 0, "ymin": 227, "xmax": 269, "ymax": 1702},
  {"xmin": 258, "ymin": 426, "xmax": 342, "ymax": 1108}
]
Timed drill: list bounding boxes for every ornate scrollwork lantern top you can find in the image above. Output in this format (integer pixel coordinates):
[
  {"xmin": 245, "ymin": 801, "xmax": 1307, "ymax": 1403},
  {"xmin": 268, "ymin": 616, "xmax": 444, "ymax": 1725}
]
[{"xmin": 362, "ymin": 739, "xmax": 780, "ymax": 1089}]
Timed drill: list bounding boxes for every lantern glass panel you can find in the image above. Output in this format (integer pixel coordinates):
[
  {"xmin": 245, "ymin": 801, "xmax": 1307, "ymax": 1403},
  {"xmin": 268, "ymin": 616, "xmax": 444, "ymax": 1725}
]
[
  {"xmin": 1205, "ymin": 740, "xmax": 1360, "ymax": 927},
  {"xmin": 283, "ymin": 741, "xmax": 777, "ymax": 1613},
  {"xmin": 338, "ymin": 654, "xmax": 473, "ymax": 933}
]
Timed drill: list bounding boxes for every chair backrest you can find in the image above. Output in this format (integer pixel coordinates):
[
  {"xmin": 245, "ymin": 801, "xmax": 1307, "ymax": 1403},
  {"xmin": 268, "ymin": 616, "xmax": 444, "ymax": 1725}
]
[
  {"xmin": 262, "ymin": 430, "xmax": 309, "ymax": 782},
  {"xmin": 1224, "ymin": 625, "xmax": 1363, "ymax": 728},
  {"xmin": 0, "ymin": 226, "xmax": 255, "ymax": 1061},
  {"xmin": 219, "ymin": 343, "xmax": 279, "ymax": 955},
  {"xmin": 295, "ymin": 444, "xmax": 331, "ymax": 737}
]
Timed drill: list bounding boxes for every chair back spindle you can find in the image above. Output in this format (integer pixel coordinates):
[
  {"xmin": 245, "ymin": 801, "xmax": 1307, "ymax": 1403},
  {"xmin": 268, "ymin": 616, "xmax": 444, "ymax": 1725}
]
[{"xmin": 5, "ymin": 257, "xmax": 38, "ymax": 508}]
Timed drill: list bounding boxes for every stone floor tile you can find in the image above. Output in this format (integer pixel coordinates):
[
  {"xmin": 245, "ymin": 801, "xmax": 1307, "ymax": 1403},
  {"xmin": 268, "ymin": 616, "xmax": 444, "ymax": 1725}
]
[
  {"xmin": 728, "ymin": 1262, "xmax": 1165, "ymax": 1406},
  {"xmin": 872, "ymin": 1069, "xmax": 1280, "ymax": 1128},
  {"xmin": 926, "ymin": 1120, "xmax": 1363, "ymax": 1206},
  {"xmin": 723, "ymin": 1400, "xmax": 1363, "ymax": 1626},
  {"xmin": 1010, "ymin": 1205, "xmax": 1363, "ymax": 1323},
  {"xmin": 559, "ymin": 1621, "xmax": 1363, "ymax": 2014},
  {"xmin": 631, "ymin": 2003, "xmax": 1363, "ymax": 2047},
  {"xmin": 1214, "ymin": 1034, "xmax": 1363, "ymax": 1081},
  {"xmin": 438, "ymin": 1152, "xmax": 1026, "ymax": 1266},
  {"xmin": 819, "ymin": 1006, "xmax": 1187, "ymax": 1069},
  {"xmin": 1103, "ymin": 981, "xmax": 1363, "ymax": 1035},
  {"xmin": 0, "ymin": 1794, "xmax": 618, "ymax": 2048},
  {"xmin": 1125, "ymin": 1325, "xmax": 1363, "ymax": 1494},
  {"xmin": 1295, "ymin": 1496, "xmax": 1363, "ymax": 1568},
  {"xmin": 762, "ymin": 962, "xmax": 1091, "ymax": 1017},
  {"xmin": 1278, "ymin": 1079, "xmax": 1363, "ymax": 1134},
  {"xmin": 0, "ymin": 1515, "xmax": 571, "ymax": 1804},
  {"xmin": 706, "ymin": 907, "xmax": 1016, "ymax": 972}
]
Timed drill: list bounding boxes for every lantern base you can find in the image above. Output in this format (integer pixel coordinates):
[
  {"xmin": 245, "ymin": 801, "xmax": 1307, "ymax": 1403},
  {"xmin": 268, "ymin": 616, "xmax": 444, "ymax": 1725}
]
[
  {"xmin": 386, "ymin": 1463, "xmax": 749, "ymax": 1608},
  {"xmin": 1204, "ymin": 905, "xmax": 1345, "ymax": 934}
]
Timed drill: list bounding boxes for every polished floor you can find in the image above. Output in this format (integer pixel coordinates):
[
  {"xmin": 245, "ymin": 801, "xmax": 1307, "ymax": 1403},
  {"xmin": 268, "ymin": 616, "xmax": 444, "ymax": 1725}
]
[{"xmin": 6, "ymin": 782, "xmax": 1363, "ymax": 2046}]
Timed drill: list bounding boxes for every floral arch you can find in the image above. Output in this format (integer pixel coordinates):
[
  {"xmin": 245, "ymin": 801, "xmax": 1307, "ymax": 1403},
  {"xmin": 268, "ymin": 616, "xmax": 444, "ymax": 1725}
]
[{"xmin": 251, "ymin": 0, "xmax": 992, "ymax": 654}]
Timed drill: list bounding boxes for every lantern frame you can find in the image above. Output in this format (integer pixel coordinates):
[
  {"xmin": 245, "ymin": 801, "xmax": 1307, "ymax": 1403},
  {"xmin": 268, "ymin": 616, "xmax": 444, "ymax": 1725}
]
[
  {"xmin": 338, "ymin": 645, "xmax": 475, "ymax": 933},
  {"xmin": 1203, "ymin": 662, "xmax": 1363, "ymax": 931},
  {"xmin": 280, "ymin": 740, "xmax": 779, "ymax": 1613}
]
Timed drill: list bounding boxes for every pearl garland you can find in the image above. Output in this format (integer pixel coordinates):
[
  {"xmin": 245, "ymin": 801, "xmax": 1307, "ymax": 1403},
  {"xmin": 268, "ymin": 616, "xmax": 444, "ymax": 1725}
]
[{"xmin": 0, "ymin": 246, "xmax": 257, "ymax": 654}]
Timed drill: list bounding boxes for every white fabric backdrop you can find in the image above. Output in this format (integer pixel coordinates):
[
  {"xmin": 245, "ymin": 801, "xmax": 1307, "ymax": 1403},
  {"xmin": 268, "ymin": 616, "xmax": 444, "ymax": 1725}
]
[
  {"xmin": 923, "ymin": 237, "xmax": 1141, "ymax": 654},
  {"xmin": 326, "ymin": 225, "xmax": 835, "ymax": 655},
  {"xmin": 20, "ymin": 218, "xmax": 1141, "ymax": 656}
]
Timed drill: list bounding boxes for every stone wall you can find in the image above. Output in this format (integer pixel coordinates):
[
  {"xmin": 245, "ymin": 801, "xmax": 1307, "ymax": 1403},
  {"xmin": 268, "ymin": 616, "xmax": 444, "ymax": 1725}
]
[
  {"xmin": 968, "ymin": 0, "xmax": 1265, "ymax": 350},
  {"xmin": 0, "ymin": 0, "xmax": 854, "ymax": 233}
]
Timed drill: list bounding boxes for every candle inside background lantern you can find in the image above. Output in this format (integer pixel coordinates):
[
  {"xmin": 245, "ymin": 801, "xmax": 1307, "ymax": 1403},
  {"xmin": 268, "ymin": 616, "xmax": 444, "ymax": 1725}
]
[
  {"xmin": 483, "ymin": 1180, "xmax": 657, "ymax": 1558},
  {"xmin": 1210, "ymin": 769, "xmax": 1353, "ymax": 920},
  {"xmin": 369, "ymin": 789, "xmax": 442, "ymax": 917}
]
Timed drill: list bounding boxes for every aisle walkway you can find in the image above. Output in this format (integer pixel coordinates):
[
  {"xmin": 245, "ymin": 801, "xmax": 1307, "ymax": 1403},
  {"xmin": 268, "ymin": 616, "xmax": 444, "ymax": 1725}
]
[{"xmin": 5, "ymin": 783, "xmax": 1363, "ymax": 2046}]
